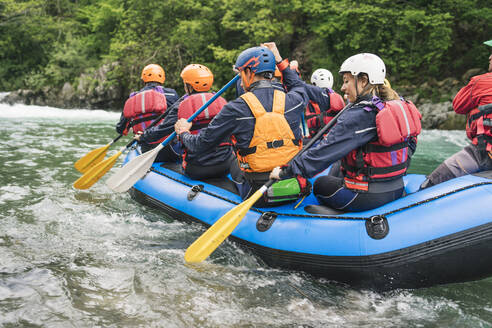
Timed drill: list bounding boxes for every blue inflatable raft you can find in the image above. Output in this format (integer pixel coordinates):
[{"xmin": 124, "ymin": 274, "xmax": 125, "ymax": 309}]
[{"xmin": 124, "ymin": 150, "xmax": 492, "ymax": 290}]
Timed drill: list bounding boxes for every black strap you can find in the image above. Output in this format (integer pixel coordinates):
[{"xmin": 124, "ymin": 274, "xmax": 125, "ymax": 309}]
[
  {"xmin": 364, "ymin": 161, "xmax": 408, "ymax": 176},
  {"xmin": 305, "ymin": 113, "xmax": 319, "ymax": 120},
  {"xmin": 128, "ymin": 114, "xmax": 161, "ymax": 127},
  {"xmin": 238, "ymin": 139, "xmax": 300, "ymax": 156},
  {"xmin": 342, "ymin": 160, "xmax": 409, "ymax": 177},
  {"xmin": 478, "ymin": 103, "xmax": 492, "ymax": 112},
  {"xmin": 483, "ymin": 118, "xmax": 492, "ymax": 127},
  {"xmin": 190, "ymin": 122, "xmax": 210, "ymax": 131},
  {"xmin": 363, "ymin": 141, "xmax": 408, "ymax": 153},
  {"xmin": 305, "ymin": 111, "xmax": 337, "ymax": 120},
  {"xmin": 468, "ymin": 106, "xmax": 492, "ymax": 125},
  {"xmin": 476, "ymin": 134, "xmax": 492, "ymax": 151},
  {"xmin": 238, "ymin": 147, "xmax": 256, "ymax": 156}
]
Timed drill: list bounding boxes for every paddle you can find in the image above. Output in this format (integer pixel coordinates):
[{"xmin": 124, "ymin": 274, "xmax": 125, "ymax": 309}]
[
  {"xmin": 73, "ymin": 138, "xmax": 137, "ymax": 190},
  {"xmin": 74, "ymin": 134, "xmax": 123, "ymax": 173},
  {"xmin": 73, "ymin": 94, "xmax": 187, "ymax": 190},
  {"xmin": 184, "ymin": 102, "xmax": 353, "ymax": 263},
  {"xmin": 74, "ymin": 93, "xmax": 187, "ymax": 174},
  {"xmin": 105, "ymin": 74, "xmax": 241, "ymax": 193}
]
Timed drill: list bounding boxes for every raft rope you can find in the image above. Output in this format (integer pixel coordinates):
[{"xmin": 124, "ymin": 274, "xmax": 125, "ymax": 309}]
[{"xmin": 150, "ymin": 168, "xmax": 492, "ymax": 221}]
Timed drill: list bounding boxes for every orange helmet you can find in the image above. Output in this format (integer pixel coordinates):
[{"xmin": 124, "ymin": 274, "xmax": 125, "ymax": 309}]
[
  {"xmin": 141, "ymin": 64, "xmax": 165, "ymax": 84},
  {"xmin": 180, "ymin": 64, "xmax": 214, "ymax": 92}
]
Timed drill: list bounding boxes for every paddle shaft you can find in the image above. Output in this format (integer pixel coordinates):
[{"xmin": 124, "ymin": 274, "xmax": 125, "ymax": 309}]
[
  {"xmin": 156, "ymin": 74, "xmax": 240, "ymax": 149},
  {"xmin": 263, "ymin": 102, "xmax": 354, "ymax": 189},
  {"xmin": 133, "ymin": 93, "xmax": 187, "ymax": 137},
  {"xmin": 183, "ymin": 102, "xmax": 353, "ymax": 262},
  {"xmin": 105, "ymin": 74, "xmax": 240, "ymax": 193},
  {"xmin": 112, "ymin": 134, "xmax": 123, "ymax": 144}
]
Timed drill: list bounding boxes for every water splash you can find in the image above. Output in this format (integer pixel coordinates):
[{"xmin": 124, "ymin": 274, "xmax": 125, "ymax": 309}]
[
  {"xmin": 0, "ymin": 103, "xmax": 119, "ymax": 121},
  {"xmin": 0, "ymin": 103, "xmax": 490, "ymax": 327}
]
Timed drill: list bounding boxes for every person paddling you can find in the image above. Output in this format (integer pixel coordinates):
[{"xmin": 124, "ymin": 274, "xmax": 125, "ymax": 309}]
[
  {"xmin": 420, "ymin": 40, "xmax": 492, "ymax": 189},
  {"xmin": 175, "ymin": 42, "xmax": 309, "ymax": 206},
  {"xmin": 136, "ymin": 64, "xmax": 233, "ymax": 180},
  {"xmin": 302, "ymin": 68, "xmax": 346, "ymax": 139},
  {"xmin": 270, "ymin": 53, "xmax": 422, "ymax": 212},
  {"xmin": 116, "ymin": 64, "xmax": 180, "ymax": 162}
]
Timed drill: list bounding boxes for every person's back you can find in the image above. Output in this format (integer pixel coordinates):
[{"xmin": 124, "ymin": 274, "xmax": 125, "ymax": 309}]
[
  {"xmin": 174, "ymin": 44, "xmax": 309, "ymax": 206},
  {"xmin": 304, "ymin": 68, "xmax": 345, "ymax": 138},
  {"xmin": 270, "ymin": 53, "xmax": 422, "ymax": 212},
  {"xmin": 176, "ymin": 64, "xmax": 234, "ymax": 180},
  {"xmin": 116, "ymin": 64, "xmax": 178, "ymax": 137},
  {"xmin": 453, "ymin": 69, "xmax": 492, "ymax": 150},
  {"xmin": 116, "ymin": 63, "xmax": 181, "ymax": 162},
  {"xmin": 420, "ymin": 40, "xmax": 492, "ymax": 189}
]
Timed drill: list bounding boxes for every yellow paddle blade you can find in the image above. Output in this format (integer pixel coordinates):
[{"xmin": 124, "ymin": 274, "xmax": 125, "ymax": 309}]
[
  {"xmin": 73, "ymin": 150, "xmax": 123, "ymax": 190},
  {"xmin": 74, "ymin": 143, "xmax": 111, "ymax": 173},
  {"xmin": 184, "ymin": 186, "xmax": 267, "ymax": 263}
]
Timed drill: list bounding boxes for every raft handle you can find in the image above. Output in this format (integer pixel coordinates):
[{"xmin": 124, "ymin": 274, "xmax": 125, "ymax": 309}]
[
  {"xmin": 256, "ymin": 212, "xmax": 277, "ymax": 232},
  {"xmin": 366, "ymin": 215, "xmax": 389, "ymax": 239},
  {"xmin": 187, "ymin": 184, "xmax": 204, "ymax": 201}
]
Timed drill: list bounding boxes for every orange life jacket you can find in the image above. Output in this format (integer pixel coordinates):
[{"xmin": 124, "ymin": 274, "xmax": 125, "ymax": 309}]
[
  {"xmin": 237, "ymin": 90, "xmax": 302, "ymax": 172},
  {"xmin": 122, "ymin": 89, "xmax": 167, "ymax": 135},
  {"xmin": 342, "ymin": 98, "xmax": 422, "ymax": 191}
]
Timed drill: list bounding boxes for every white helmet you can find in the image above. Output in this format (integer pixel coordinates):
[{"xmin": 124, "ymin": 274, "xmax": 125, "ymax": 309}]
[
  {"xmin": 311, "ymin": 68, "xmax": 334, "ymax": 89},
  {"xmin": 339, "ymin": 53, "xmax": 386, "ymax": 84}
]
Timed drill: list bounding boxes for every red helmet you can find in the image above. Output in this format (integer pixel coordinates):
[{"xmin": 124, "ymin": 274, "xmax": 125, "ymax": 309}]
[
  {"xmin": 141, "ymin": 64, "xmax": 165, "ymax": 84},
  {"xmin": 180, "ymin": 64, "xmax": 214, "ymax": 92}
]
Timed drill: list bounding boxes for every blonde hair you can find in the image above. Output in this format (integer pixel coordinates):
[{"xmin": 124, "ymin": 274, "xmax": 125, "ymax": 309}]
[{"xmin": 358, "ymin": 74, "xmax": 400, "ymax": 101}]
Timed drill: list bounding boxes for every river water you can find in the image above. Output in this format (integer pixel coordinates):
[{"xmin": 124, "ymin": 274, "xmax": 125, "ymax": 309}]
[{"xmin": 0, "ymin": 103, "xmax": 490, "ymax": 327}]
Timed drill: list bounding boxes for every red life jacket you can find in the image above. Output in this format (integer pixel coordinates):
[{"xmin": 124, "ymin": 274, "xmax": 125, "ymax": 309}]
[
  {"xmin": 305, "ymin": 89, "xmax": 345, "ymax": 137},
  {"xmin": 122, "ymin": 89, "xmax": 167, "ymax": 135},
  {"xmin": 453, "ymin": 72, "xmax": 492, "ymax": 153},
  {"xmin": 342, "ymin": 98, "xmax": 422, "ymax": 192},
  {"xmin": 466, "ymin": 104, "xmax": 492, "ymax": 152},
  {"xmin": 177, "ymin": 93, "xmax": 228, "ymax": 168}
]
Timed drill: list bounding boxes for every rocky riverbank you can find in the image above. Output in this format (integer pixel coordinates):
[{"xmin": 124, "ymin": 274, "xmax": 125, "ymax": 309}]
[
  {"xmin": 396, "ymin": 68, "xmax": 484, "ymax": 129},
  {"xmin": 1, "ymin": 65, "xmax": 486, "ymax": 129},
  {"xmin": 2, "ymin": 62, "xmax": 124, "ymax": 111}
]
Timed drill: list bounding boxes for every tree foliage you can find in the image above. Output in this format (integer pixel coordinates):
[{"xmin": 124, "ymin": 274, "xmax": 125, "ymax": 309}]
[{"xmin": 0, "ymin": 0, "xmax": 491, "ymax": 96}]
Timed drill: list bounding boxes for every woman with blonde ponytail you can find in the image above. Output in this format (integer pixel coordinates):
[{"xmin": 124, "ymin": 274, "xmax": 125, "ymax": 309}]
[{"xmin": 270, "ymin": 53, "xmax": 422, "ymax": 212}]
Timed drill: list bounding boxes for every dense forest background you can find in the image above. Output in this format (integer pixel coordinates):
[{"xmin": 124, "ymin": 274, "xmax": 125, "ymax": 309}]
[{"xmin": 1, "ymin": 0, "xmax": 491, "ymax": 104}]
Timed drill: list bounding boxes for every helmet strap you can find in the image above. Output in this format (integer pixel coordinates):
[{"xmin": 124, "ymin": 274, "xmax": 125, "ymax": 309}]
[
  {"xmin": 354, "ymin": 75, "xmax": 360, "ymax": 100},
  {"xmin": 184, "ymin": 83, "xmax": 195, "ymax": 95},
  {"xmin": 241, "ymin": 70, "xmax": 256, "ymax": 91}
]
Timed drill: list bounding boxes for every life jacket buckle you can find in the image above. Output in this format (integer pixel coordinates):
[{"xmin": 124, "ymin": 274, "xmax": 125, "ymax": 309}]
[{"xmin": 270, "ymin": 139, "xmax": 283, "ymax": 148}]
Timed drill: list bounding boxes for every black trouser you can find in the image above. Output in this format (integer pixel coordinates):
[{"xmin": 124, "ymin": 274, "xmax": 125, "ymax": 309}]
[
  {"xmin": 314, "ymin": 162, "xmax": 403, "ymax": 212},
  {"xmin": 420, "ymin": 144, "xmax": 492, "ymax": 189},
  {"xmin": 313, "ymin": 175, "xmax": 403, "ymax": 212},
  {"xmin": 229, "ymin": 161, "xmax": 276, "ymax": 207},
  {"xmin": 140, "ymin": 142, "xmax": 181, "ymax": 163},
  {"xmin": 184, "ymin": 155, "xmax": 234, "ymax": 180}
]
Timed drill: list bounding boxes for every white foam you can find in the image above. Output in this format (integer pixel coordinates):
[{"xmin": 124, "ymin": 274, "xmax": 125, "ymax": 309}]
[
  {"xmin": 0, "ymin": 103, "xmax": 119, "ymax": 121},
  {"xmin": 0, "ymin": 92, "xmax": 10, "ymax": 101}
]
